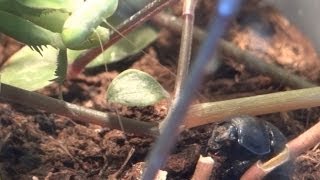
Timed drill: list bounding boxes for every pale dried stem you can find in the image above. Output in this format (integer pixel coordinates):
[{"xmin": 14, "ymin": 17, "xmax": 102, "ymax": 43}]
[
  {"xmin": 191, "ymin": 155, "xmax": 215, "ymax": 180},
  {"xmin": 184, "ymin": 86, "xmax": 320, "ymax": 129},
  {"xmin": 155, "ymin": 170, "xmax": 168, "ymax": 180},
  {"xmin": 288, "ymin": 119, "xmax": 320, "ymax": 158}
]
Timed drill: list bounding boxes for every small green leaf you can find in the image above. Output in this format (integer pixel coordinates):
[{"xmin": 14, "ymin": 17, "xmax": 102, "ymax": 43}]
[
  {"xmin": 67, "ymin": 25, "xmax": 158, "ymax": 67},
  {"xmin": 107, "ymin": 69, "xmax": 169, "ymax": 107},
  {"xmin": 1, "ymin": 46, "xmax": 58, "ymax": 91}
]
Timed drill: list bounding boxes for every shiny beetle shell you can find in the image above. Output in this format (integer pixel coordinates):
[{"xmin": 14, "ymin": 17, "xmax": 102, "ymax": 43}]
[
  {"xmin": 207, "ymin": 115, "xmax": 291, "ymax": 179},
  {"xmin": 231, "ymin": 116, "xmax": 271, "ymax": 155},
  {"xmin": 207, "ymin": 115, "xmax": 287, "ymax": 156}
]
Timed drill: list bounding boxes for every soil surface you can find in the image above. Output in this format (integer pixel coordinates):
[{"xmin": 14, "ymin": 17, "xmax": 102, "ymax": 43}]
[{"xmin": 0, "ymin": 0, "xmax": 320, "ymax": 179}]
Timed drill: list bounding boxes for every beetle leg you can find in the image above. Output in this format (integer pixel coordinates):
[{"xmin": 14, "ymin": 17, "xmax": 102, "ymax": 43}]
[{"xmin": 207, "ymin": 123, "xmax": 237, "ymax": 152}]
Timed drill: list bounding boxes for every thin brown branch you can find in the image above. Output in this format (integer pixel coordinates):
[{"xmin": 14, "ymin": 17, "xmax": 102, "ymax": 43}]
[
  {"xmin": 241, "ymin": 120, "xmax": 320, "ymax": 179},
  {"xmin": 67, "ymin": 0, "xmax": 178, "ymax": 79},
  {"xmin": 152, "ymin": 12, "xmax": 316, "ymax": 89},
  {"xmin": 0, "ymin": 83, "xmax": 158, "ymax": 136},
  {"xmin": 109, "ymin": 147, "xmax": 135, "ymax": 179},
  {"xmin": 288, "ymin": 120, "xmax": 320, "ymax": 157},
  {"xmin": 1, "ymin": 83, "xmax": 320, "ymax": 137}
]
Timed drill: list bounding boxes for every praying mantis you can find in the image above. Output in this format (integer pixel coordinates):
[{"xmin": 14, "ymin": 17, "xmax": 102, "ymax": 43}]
[{"xmin": 0, "ymin": 0, "xmax": 118, "ymax": 85}]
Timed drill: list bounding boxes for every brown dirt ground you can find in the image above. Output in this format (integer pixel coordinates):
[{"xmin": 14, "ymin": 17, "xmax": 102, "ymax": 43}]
[{"xmin": 0, "ymin": 0, "xmax": 320, "ymax": 179}]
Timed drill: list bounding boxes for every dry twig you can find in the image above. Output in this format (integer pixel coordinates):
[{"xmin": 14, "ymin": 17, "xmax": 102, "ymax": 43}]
[
  {"xmin": 191, "ymin": 155, "xmax": 215, "ymax": 180},
  {"xmin": 108, "ymin": 147, "xmax": 135, "ymax": 179},
  {"xmin": 184, "ymin": 86, "xmax": 320, "ymax": 129}
]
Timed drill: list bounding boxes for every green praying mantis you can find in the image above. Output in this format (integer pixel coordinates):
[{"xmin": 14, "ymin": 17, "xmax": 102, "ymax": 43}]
[{"xmin": 0, "ymin": 0, "xmax": 118, "ymax": 85}]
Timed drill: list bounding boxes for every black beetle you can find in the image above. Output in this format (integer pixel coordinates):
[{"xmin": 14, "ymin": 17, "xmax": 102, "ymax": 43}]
[{"xmin": 207, "ymin": 115, "xmax": 292, "ymax": 179}]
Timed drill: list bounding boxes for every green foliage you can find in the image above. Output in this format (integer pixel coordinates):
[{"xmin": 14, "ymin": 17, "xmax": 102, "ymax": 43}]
[
  {"xmin": 0, "ymin": 10, "xmax": 64, "ymax": 52},
  {"xmin": 3, "ymin": 24, "xmax": 157, "ymax": 91},
  {"xmin": 19, "ymin": 10, "xmax": 70, "ymax": 33},
  {"xmin": 107, "ymin": 69, "xmax": 169, "ymax": 107},
  {"xmin": 62, "ymin": 0, "xmax": 118, "ymax": 49},
  {"xmin": 0, "ymin": 0, "xmax": 118, "ymax": 90},
  {"xmin": 0, "ymin": 46, "xmax": 58, "ymax": 91},
  {"xmin": 0, "ymin": 0, "xmax": 72, "ymax": 33},
  {"xmin": 0, "ymin": 0, "xmax": 112, "ymax": 50},
  {"xmin": 68, "ymin": 25, "xmax": 158, "ymax": 67},
  {"xmin": 15, "ymin": 0, "xmax": 82, "ymax": 11},
  {"xmin": 0, "ymin": 0, "xmax": 160, "ymax": 104}
]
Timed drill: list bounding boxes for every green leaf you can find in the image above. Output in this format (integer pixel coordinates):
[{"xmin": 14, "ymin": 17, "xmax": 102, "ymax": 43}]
[
  {"xmin": 20, "ymin": 9, "xmax": 70, "ymax": 33},
  {"xmin": 15, "ymin": 0, "xmax": 83, "ymax": 12},
  {"xmin": 0, "ymin": 11, "xmax": 64, "ymax": 50},
  {"xmin": 67, "ymin": 25, "xmax": 158, "ymax": 67},
  {"xmin": 107, "ymin": 69, "xmax": 169, "ymax": 107},
  {"xmin": 1, "ymin": 46, "xmax": 58, "ymax": 91},
  {"xmin": 0, "ymin": 1, "xmax": 72, "ymax": 33}
]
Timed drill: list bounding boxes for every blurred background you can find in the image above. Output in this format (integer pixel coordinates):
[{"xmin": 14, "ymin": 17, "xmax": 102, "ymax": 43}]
[{"xmin": 265, "ymin": 0, "xmax": 320, "ymax": 53}]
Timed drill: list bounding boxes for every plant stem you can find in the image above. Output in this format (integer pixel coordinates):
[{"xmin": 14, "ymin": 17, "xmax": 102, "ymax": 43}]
[
  {"xmin": 184, "ymin": 86, "xmax": 320, "ymax": 129},
  {"xmin": 191, "ymin": 155, "xmax": 215, "ymax": 180},
  {"xmin": 152, "ymin": 12, "xmax": 316, "ymax": 89},
  {"xmin": 67, "ymin": 0, "xmax": 178, "ymax": 79},
  {"xmin": 0, "ymin": 83, "xmax": 158, "ymax": 136},
  {"xmin": 1, "ymin": 83, "xmax": 320, "ymax": 137},
  {"xmin": 142, "ymin": 0, "xmax": 243, "ymax": 179},
  {"xmin": 161, "ymin": 0, "xmax": 197, "ymax": 130},
  {"xmin": 172, "ymin": 0, "xmax": 196, "ymax": 100},
  {"xmin": 155, "ymin": 170, "xmax": 168, "ymax": 180},
  {"xmin": 241, "ymin": 120, "xmax": 320, "ymax": 180}
]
